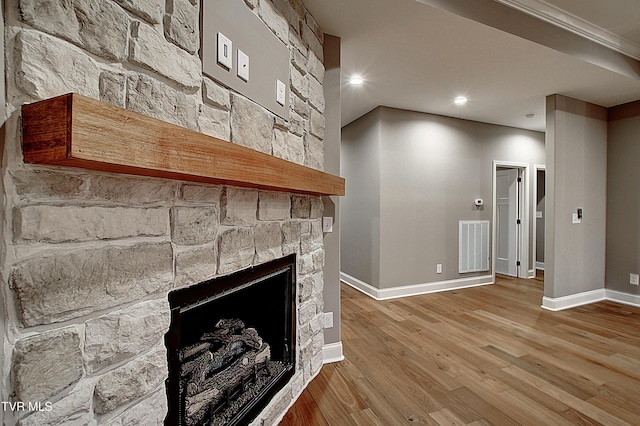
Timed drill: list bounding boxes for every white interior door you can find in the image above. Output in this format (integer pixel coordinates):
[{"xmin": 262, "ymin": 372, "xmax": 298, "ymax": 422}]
[{"xmin": 496, "ymin": 168, "xmax": 520, "ymax": 276}]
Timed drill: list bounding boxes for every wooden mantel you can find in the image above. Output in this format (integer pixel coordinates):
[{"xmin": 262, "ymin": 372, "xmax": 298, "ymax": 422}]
[{"xmin": 21, "ymin": 93, "xmax": 345, "ymax": 196}]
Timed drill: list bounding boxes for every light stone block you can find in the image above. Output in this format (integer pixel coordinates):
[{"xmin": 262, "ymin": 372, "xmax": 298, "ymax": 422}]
[
  {"xmin": 310, "ymin": 197, "xmax": 323, "ymax": 219},
  {"xmin": 14, "ymin": 205, "xmax": 168, "ymax": 243},
  {"xmin": 310, "ymin": 108, "xmax": 325, "ymax": 139},
  {"xmin": 127, "ymin": 73, "xmax": 198, "ymax": 130},
  {"xmin": 198, "ymin": 103, "xmax": 230, "ymax": 141},
  {"xmin": 175, "ymin": 245, "xmax": 217, "ymax": 288},
  {"xmin": 258, "ymin": 0, "xmax": 289, "ymax": 44},
  {"xmin": 282, "ymin": 221, "xmax": 301, "ymax": 255},
  {"xmin": 99, "ymin": 70, "xmax": 126, "ymax": 107},
  {"xmin": 130, "ymin": 22, "xmax": 201, "ymax": 89},
  {"xmin": 304, "ymin": 134, "xmax": 324, "ymax": 171},
  {"xmin": 18, "ymin": 0, "xmax": 81, "ymax": 45},
  {"xmin": 308, "ymin": 76, "xmax": 325, "ymax": 113},
  {"xmin": 258, "ymin": 192, "xmax": 291, "ymax": 221},
  {"xmin": 255, "ymin": 222, "xmax": 283, "ymax": 264},
  {"xmin": 11, "ymin": 170, "xmax": 85, "ymax": 200},
  {"xmin": 113, "ymin": 0, "xmax": 164, "ymax": 23},
  {"xmin": 73, "ymin": 0, "xmax": 130, "ymax": 60},
  {"xmin": 203, "ymin": 78, "xmax": 231, "ymax": 110},
  {"xmin": 307, "ymin": 52, "xmax": 325, "ymax": 83},
  {"xmin": 18, "ymin": 381, "xmax": 95, "ymax": 426},
  {"xmin": 273, "ymin": 129, "xmax": 304, "ymax": 165},
  {"xmin": 93, "ymin": 348, "xmax": 168, "ymax": 415},
  {"xmin": 87, "ymin": 173, "xmax": 176, "ymax": 204},
  {"xmin": 12, "ymin": 328, "xmax": 83, "ymax": 402},
  {"xmin": 221, "ymin": 187, "xmax": 258, "ymax": 226},
  {"xmin": 291, "ymin": 196, "xmax": 311, "ymax": 219},
  {"xmin": 290, "ymin": 66, "xmax": 308, "ymax": 101},
  {"xmin": 165, "ymin": 0, "xmax": 199, "ymax": 54},
  {"xmin": 15, "ymin": 29, "xmax": 100, "ymax": 100},
  {"xmin": 170, "ymin": 206, "xmax": 219, "ymax": 245},
  {"xmin": 84, "ymin": 299, "xmax": 171, "ymax": 373},
  {"xmin": 230, "ymin": 94, "xmax": 274, "ymax": 154},
  {"xmin": 11, "ymin": 243, "xmax": 173, "ymax": 327},
  {"xmin": 180, "ymin": 183, "xmax": 222, "ymax": 204},
  {"xmin": 218, "ymin": 227, "xmax": 255, "ymax": 274},
  {"xmin": 301, "ymin": 21, "xmax": 323, "ymax": 61},
  {"xmin": 102, "ymin": 389, "xmax": 167, "ymax": 426}
]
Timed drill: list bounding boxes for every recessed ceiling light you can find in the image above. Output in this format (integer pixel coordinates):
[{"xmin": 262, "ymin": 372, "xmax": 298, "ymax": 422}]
[
  {"xmin": 454, "ymin": 96, "xmax": 468, "ymax": 106},
  {"xmin": 349, "ymin": 76, "xmax": 364, "ymax": 85}
]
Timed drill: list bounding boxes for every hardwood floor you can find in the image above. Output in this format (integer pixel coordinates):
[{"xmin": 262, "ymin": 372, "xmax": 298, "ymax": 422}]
[{"xmin": 281, "ymin": 273, "xmax": 640, "ymax": 425}]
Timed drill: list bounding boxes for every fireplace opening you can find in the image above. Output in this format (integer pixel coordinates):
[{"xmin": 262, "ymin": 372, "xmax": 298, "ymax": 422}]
[{"xmin": 165, "ymin": 254, "xmax": 297, "ymax": 425}]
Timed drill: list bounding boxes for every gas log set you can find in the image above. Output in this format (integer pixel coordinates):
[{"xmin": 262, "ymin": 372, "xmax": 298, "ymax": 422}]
[{"xmin": 179, "ymin": 318, "xmax": 286, "ymax": 425}]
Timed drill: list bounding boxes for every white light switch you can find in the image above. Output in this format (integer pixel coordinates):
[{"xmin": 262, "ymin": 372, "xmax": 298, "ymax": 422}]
[
  {"xmin": 237, "ymin": 49, "xmax": 249, "ymax": 82},
  {"xmin": 276, "ymin": 79, "xmax": 286, "ymax": 106},
  {"xmin": 217, "ymin": 32, "xmax": 232, "ymax": 70}
]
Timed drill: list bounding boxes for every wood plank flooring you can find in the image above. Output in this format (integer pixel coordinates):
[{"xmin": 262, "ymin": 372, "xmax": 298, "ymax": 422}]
[{"xmin": 281, "ymin": 274, "xmax": 640, "ymax": 425}]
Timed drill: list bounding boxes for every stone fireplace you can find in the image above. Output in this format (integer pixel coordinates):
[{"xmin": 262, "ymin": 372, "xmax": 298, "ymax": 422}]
[
  {"xmin": 166, "ymin": 255, "xmax": 297, "ymax": 425},
  {"xmin": 0, "ymin": 0, "xmax": 335, "ymax": 425}
]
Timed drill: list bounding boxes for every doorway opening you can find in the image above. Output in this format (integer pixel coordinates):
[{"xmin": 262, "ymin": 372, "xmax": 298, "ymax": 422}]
[
  {"xmin": 492, "ymin": 162, "xmax": 529, "ymax": 279},
  {"xmin": 533, "ymin": 165, "xmax": 546, "ymax": 274}
]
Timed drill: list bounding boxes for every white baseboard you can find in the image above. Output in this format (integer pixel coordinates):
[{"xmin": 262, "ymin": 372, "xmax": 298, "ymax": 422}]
[
  {"xmin": 536, "ymin": 262, "xmax": 545, "ymax": 270},
  {"xmin": 605, "ymin": 290, "xmax": 640, "ymax": 308},
  {"xmin": 340, "ymin": 272, "xmax": 494, "ymax": 301},
  {"xmin": 541, "ymin": 289, "xmax": 607, "ymax": 311},
  {"xmin": 322, "ymin": 341, "xmax": 344, "ymax": 364}
]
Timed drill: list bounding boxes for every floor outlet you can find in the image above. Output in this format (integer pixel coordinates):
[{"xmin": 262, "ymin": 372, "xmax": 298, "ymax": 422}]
[
  {"xmin": 630, "ymin": 273, "xmax": 639, "ymax": 285},
  {"xmin": 324, "ymin": 312, "xmax": 333, "ymax": 329}
]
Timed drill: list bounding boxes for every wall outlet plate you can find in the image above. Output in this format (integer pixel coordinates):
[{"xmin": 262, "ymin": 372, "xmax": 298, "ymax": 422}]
[
  {"xmin": 323, "ymin": 312, "xmax": 333, "ymax": 329},
  {"xmin": 217, "ymin": 32, "xmax": 232, "ymax": 70},
  {"xmin": 630, "ymin": 273, "xmax": 639, "ymax": 285},
  {"xmin": 323, "ymin": 217, "xmax": 333, "ymax": 233},
  {"xmin": 237, "ymin": 49, "xmax": 249, "ymax": 82},
  {"xmin": 436, "ymin": 263, "xmax": 443, "ymax": 274}
]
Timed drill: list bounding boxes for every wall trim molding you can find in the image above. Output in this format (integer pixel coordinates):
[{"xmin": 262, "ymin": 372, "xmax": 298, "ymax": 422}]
[
  {"xmin": 340, "ymin": 272, "xmax": 494, "ymax": 301},
  {"xmin": 322, "ymin": 342, "xmax": 345, "ymax": 364},
  {"xmin": 535, "ymin": 262, "xmax": 545, "ymax": 270},
  {"xmin": 541, "ymin": 289, "xmax": 606, "ymax": 311},
  {"xmin": 541, "ymin": 289, "xmax": 640, "ymax": 311},
  {"xmin": 494, "ymin": 0, "xmax": 640, "ymax": 60},
  {"xmin": 605, "ymin": 290, "xmax": 640, "ymax": 309}
]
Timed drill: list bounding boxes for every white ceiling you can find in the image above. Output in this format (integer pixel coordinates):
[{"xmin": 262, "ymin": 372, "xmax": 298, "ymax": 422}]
[{"xmin": 303, "ymin": 0, "xmax": 640, "ymax": 131}]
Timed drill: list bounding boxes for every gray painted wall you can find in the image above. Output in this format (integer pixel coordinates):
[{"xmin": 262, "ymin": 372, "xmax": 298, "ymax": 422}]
[
  {"xmin": 545, "ymin": 95, "xmax": 607, "ymax": 299},
  {"xmin": 341, "ymin": 109, "xmax": 382, "ymax": 286},
  {"xmin": 322, "ymin": 34, "xmax": 341, "ymax": 345},
  {"xmin": 342, "ymin": 106, "xmax": 544, "ymax": 289},
  {"xmin": 606, "ymin": 101, "xmax": 640, "ymax": 295}
]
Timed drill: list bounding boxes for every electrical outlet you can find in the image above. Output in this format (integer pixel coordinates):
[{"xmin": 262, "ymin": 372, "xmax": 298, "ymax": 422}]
[
  {"xmin": 323, "ymin": 217, "xmax": 333, "ymax": 233},
  {"xmin": 630, "ymin": 273, "xmax": 639, "ymax": 286},
  {"xmin": 237, "ymin": 49, "xmax": 249, "ymax": 82},
  {"xmin": 323, "ymin": 312, "xmax": 333, "ymax": 329},
  {"xmin": 436, "ymin": 263, "xmax": 443, "ymax": 274}
]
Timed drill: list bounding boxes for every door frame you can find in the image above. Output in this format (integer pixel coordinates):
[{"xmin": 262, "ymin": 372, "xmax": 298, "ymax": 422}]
[
  {"xmin": 492, "ymin": 161, "xmax": 530, "ymax": 280},
  {"xmin": 532, "ymin": 164, "xmax": 546, "ymax": 274}
]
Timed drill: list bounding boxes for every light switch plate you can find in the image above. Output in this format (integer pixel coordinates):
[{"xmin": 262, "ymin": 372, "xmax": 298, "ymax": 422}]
[
  {"xmin": 237, "ymin": 49, "xmax": 249, "ymax": 82},
  {"xmin": 217, "ymin": 32, "xmax": 232, "ymax": 70},
  {"xmin": 276, "ymin": 79, "xmax": 286, "ymax": 106},
  {"xmin": 572, "ymin": 213, "xmax": 581, "ymax": 224}
]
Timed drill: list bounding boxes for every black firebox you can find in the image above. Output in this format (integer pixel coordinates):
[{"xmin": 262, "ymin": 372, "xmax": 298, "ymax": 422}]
[{"xmin": 165, "ymin": 254, "xmax": 296, "ymax": 425}]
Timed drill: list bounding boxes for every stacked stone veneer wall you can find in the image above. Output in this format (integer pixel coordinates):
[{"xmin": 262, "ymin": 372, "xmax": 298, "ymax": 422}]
[{"xmin": 0, "ymin": 0, "xmax": 327, "ymax": 424}]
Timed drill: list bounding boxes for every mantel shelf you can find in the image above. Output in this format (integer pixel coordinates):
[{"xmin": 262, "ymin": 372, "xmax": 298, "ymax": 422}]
[{"xmin": 21, "ymin": 93, "xmax": 345, "ymax": 196}]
